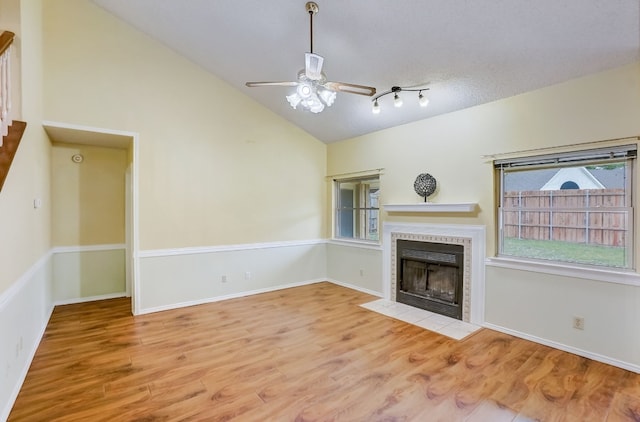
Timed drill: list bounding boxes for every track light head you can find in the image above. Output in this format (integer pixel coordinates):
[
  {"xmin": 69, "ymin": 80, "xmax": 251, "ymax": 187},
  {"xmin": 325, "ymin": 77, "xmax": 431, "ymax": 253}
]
[
  {"xmin": 372, "ymin": 99, "xmax": 381, "ymax": 114},
  {"xmin": 419, "ymin": 91, "xmax": 429, "ymax": 107},
  {"xmin": 393, "ymin": 93, "xmax": 403, "ymax": 107}
]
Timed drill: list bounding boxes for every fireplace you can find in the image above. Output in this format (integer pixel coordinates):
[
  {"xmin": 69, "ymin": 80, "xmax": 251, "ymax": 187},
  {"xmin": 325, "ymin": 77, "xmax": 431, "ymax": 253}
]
[
  {"xmin": 383, "ymin": 222, "xmax": 486, "ymax": 325},
  {"xmin": 396, "ymin": 240, "xmax": 464, "ymax": 319}
]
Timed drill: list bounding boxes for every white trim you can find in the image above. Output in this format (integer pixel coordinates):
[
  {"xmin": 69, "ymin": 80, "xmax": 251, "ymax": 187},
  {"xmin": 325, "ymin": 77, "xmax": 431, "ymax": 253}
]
[
  {"xmin": 383, "ymin": 203, "xmax": 477, "ymax": 213},
  {"xmin": 483, "ymin": 322, "xmax": 640, "ymax": 374},
  {"xmin": 326, "ymin": 278, "xmax": 383, "ymax": 298},
  {"xmin": 2, "ymin": 304, "xmax": 53, "ymax": 422},
  {"xmin": 42, "ymin": 120, "xmax": 137, "ymax": 139},
  {"xmin": 0, "ymin": 251, "xmax": 52, "ymax": 311},
  {"xmin": 54, "ymin": 292, "xmax": 128, "ymax": 306},
  {"xmin": 486, "ymin": 257, "xmax": 640, "ymax": 287},
  {"xmin": 327, "ymin": 239, "xmax": 383, "ymax": 251},
  {"xmin": 131, "ymin": 131, "xmax": 140, "ymax": 315},
  {"xmin": 382, "ymin": 223, "xmax": 486, "ymax": 325},
  {"xmin": 137, "ymin": 278, "xmax": 325, "ymax": 315},
  {"xmin": 51, "ymin": 244, "xmax": 126, "ymax": 254},
  {"xmin": 138, "ymin": 239, "xmax": 327, "ymax": 258}
]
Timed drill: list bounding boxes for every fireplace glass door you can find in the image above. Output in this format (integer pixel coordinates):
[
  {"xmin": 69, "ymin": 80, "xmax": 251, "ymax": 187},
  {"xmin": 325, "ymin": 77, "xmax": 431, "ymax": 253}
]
[
  {"xmin": 402, "ymin": 260, "xmax": 458, "ymax": 304},
  {"xmin": 397, "ymin": 240, "xmax": 463, "ymax": 319}
]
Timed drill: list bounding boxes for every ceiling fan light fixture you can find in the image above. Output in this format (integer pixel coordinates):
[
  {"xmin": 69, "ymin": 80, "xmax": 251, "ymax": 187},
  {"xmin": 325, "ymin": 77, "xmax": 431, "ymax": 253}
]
[
  {"xmin": 393, "ymin": 93, "xmax": 403, "ymax": 108},
  {"xmin": 297, "ymin": 82, "xmax": 313, "ymax": 98},
  {"xmin": 287, "ymin": 79, "xmax": 336, "ymax": 113},
  {"xmin": 302, "ymin": 93, "xmax": 325, "ymax": 113},
  {"xmin": 286, "ymin": 93, "xmax": 303, "ymax": 109},
  {"xmin": 318, "ymin": 88, "xmax": 336, "ymax": 106}
]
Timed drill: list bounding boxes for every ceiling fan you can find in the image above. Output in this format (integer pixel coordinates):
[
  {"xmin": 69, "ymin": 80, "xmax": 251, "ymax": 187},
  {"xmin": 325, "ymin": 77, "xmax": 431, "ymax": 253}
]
[{"xmin": 245, "ymin": 2, "xmax": 376, "ymax": 114}]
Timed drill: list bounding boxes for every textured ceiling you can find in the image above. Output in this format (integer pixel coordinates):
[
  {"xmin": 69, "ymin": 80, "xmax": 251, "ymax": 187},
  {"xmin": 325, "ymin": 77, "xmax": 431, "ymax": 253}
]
[{"xmin": 90, "ymin": 0, "xmax": 640, "ymax": 143}]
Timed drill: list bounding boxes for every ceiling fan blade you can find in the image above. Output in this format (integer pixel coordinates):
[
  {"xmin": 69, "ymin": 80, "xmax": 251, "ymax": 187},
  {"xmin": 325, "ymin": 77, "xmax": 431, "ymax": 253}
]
[
  {"xmin": 245, "ymin": 81, "xmax": 299, "ymax": 88},
  {"xmin": 323, "ymin": 81, "xmax": 376, "ymax": 97},
  {"xmin": 305, "ymin": 53, "xmax": 324, "ymax": 80}
]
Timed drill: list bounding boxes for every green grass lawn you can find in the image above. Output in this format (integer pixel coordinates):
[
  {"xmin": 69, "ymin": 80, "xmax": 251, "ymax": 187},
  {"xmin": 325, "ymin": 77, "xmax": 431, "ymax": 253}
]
[{"xmin": 503, "ymin": 237, "xmax": 626, "ymax": 268}]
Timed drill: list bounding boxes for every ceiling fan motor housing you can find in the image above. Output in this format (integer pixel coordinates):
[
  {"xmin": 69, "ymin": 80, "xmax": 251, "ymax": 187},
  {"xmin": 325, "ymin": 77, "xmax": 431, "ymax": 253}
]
[{"xmin": 305, "ymin": 53, "xmax": 324, "ymax": 80}]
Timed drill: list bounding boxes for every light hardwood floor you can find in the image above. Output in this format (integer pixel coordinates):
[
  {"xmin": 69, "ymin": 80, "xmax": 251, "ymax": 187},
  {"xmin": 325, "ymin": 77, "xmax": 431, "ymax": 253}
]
[{"xmin": 8, "ymin": 282, "xmax": 640, "ymax": 421}]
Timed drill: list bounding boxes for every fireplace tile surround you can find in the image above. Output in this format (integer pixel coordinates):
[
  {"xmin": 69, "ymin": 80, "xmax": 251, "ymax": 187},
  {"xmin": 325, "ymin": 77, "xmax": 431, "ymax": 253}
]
[{"xmin": 382, "ymin": 222, "xmax": 486, "ymax": 325}]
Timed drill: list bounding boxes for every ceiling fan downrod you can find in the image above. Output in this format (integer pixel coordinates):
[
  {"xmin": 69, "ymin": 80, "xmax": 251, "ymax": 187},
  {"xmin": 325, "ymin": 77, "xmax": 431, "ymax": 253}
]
[{"xmin": 306, "ymin": 2, "xmax": 319, "ymax": 54}]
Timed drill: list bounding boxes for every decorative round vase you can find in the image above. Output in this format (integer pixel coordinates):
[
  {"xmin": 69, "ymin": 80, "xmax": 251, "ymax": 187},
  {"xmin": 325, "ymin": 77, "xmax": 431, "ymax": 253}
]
[{"xmin": 414, "ymin": 173, "xmax": 437, "ymax": 202}]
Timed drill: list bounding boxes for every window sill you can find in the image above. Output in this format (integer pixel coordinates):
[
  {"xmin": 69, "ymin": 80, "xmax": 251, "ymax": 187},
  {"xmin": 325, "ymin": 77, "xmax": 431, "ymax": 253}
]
[
  {"xmin": 329, "ymin": 238, "xmax": 383, "ymax": 251},
  {"xmin": 485, "ymin": 256, "xmax": 640, "ymax": 287}
]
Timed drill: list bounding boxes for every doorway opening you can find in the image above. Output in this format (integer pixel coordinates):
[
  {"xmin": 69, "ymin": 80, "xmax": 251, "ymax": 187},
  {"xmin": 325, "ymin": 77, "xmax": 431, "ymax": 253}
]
[{"xmin": 43, "ymin": 121, "xmax": 139, "ymax": 315}]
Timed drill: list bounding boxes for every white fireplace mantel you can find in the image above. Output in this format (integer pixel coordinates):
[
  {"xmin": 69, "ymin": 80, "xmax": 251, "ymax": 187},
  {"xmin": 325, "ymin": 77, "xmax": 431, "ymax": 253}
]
[
  {"xmin": 382, "ymin": 222, "xmax": 486, "ymax": 325},
  {"xmin": 383, "ymin": 203, "xmax": 477, "ymax": 213}
]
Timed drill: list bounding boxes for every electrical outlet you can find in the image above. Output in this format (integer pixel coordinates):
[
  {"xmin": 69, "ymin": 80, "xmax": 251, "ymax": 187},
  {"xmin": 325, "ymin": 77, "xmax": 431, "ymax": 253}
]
[
  {"xmin": 359, "ymin": 269, "xmax": 364, "ymax": 277},
  {"xmin": 221, "ymin": 275, "xmax": 227, "ymax": 283},
  {"xmin": 573, "ymin": 316, "xmax": 585, "ymax": 330},
  {"xmin": 244, "ymin": 271, "xmax": 251, "ymax": 280}
]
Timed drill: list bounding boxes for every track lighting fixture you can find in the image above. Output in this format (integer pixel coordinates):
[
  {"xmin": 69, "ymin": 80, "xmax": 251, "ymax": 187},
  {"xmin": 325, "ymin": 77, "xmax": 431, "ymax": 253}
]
[{"xmin": 371, "ymin": 86, "xmax": 430, "ymax": 114}]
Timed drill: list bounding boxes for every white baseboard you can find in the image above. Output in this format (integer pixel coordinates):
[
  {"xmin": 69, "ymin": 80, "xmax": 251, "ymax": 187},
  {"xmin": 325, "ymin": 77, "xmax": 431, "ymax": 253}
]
[
  {"xmin": 54, "ymin": 292, "xmax": 129, "ymax": 306},
  {"xmin": 326, "ymin": 278, "xmax": 383, "ymax": 298},
  {"xmin": 483, "ymin": 322, "xmax": 640, "ymax": 374},
  {"xmin": 137, "ymin": 279, "xmax": 326, "ymax": 315},
  {"xmin": 3, "ymin": 304, "xmax": 53, "ymax": 422}
]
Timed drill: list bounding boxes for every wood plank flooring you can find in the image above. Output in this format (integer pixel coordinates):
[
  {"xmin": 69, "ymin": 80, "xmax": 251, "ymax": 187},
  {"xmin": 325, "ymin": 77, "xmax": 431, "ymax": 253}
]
[{"xmin": 8, "ymin": 282, "xmax": 640, "ymax": 421}]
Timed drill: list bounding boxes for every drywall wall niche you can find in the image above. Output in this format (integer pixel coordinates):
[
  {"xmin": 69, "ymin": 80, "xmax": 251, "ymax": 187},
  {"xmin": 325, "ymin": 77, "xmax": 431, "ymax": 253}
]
[{"xmin": 43, "ymin": 121, "xmax": 139, "ymax": 313}]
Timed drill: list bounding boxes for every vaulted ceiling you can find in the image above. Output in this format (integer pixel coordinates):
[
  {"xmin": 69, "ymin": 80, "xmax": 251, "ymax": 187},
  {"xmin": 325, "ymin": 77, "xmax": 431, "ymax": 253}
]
[{"xmin": 91, "ymin": 0, "xmax": 640, "ymax": 143}]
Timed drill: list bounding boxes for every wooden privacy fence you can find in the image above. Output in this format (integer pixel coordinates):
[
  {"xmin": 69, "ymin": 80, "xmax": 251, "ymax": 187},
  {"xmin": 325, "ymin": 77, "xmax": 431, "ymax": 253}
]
[{"xmin": 502, "ymin": 189, "xmax": 627, "ymax": 247}]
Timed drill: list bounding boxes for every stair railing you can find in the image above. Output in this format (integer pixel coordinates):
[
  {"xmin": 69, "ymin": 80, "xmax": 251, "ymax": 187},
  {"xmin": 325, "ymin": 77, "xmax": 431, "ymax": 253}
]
[{"xmin": 0, "ymin": 31, "xmax": 15, "ymax": 147}]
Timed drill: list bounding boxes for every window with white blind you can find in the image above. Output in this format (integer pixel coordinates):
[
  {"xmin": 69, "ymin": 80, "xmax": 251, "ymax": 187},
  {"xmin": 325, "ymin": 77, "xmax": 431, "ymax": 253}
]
[{"xmin": 495, "ymin": 144, "xmax": 636, "ymax": 269}]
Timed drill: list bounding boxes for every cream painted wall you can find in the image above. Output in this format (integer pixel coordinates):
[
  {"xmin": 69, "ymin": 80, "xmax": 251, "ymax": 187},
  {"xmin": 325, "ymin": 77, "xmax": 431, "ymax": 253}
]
[
  {"xmin": 0, "ymin": 0, "xmax": 50, "ymax": 293},
  {"xmin": 328, "ymin": 63, "xmax": 640, "ymax": 255},
  {"xmin": 53, "ymin": 249, "xmax": 125, "ymax": 300},
  {"xmin": 327, "ymin": 62, "xmax": 640, "ymax": 369},
  {"xmin": 50, "ymin": 143, "xmax": 128, "ymax": 302},
  {"xmin": 43, "ymin": 0, "xmax": 327, "ymax": 251},
  {"xmin": 51, "ymin": 143, "xmax": 127, "ymax": 246},
  {"xmin": 485, "ymin": 266, "xmax": 640, "ymax": 366},
  {"xmin": 138, "ymin": 243, "xmax": 326, "ymax": 312},
  {"xmin": 0, "ymin": 1, "xmax": 55, "ymax": 418},
  {"xmin": 326, "ymin": 243, "xmax": 383, "ymax": 295}
]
